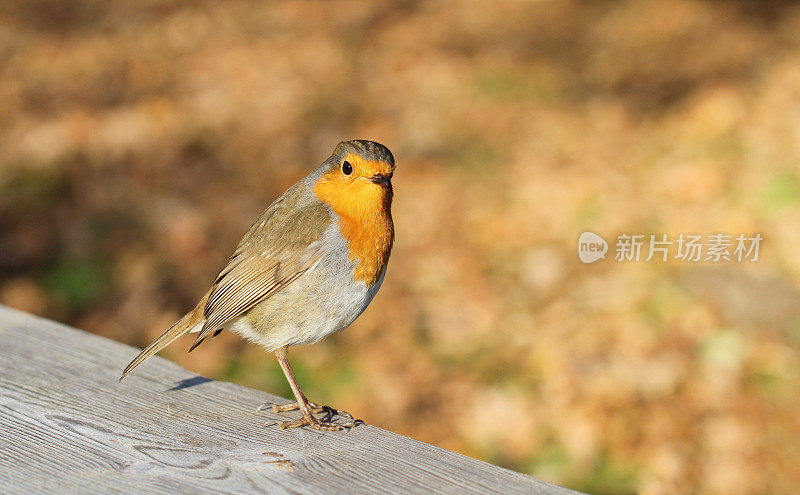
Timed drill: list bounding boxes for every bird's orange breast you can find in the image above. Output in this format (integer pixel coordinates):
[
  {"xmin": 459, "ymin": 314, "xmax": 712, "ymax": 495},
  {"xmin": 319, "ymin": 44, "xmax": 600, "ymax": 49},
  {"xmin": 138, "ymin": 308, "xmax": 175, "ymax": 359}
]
[{"xmin": 313, "ymin": 168, "xmax": 393, "ymax": 286}]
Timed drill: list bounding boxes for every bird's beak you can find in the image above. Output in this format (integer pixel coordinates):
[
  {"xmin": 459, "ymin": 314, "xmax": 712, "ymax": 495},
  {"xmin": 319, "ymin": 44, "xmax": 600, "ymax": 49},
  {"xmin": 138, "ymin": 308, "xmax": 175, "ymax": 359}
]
[{"xmin": 368, "ymin": 174, "xmax": 390, "ymax": 186}]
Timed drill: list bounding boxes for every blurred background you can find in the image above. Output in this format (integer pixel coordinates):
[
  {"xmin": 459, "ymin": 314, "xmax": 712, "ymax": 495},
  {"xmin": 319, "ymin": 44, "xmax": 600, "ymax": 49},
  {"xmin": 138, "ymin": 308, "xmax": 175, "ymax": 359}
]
[{"xmin": 2, "ymin": 1, "xmax": 800, "ymax": 493}]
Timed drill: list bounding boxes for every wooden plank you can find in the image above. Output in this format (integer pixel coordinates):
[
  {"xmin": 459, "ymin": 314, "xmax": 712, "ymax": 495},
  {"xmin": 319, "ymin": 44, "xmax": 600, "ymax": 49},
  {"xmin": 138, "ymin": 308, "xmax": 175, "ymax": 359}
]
[{"xmin": 0, "ymin": 305, "xmax": 580, "ymax": 494}]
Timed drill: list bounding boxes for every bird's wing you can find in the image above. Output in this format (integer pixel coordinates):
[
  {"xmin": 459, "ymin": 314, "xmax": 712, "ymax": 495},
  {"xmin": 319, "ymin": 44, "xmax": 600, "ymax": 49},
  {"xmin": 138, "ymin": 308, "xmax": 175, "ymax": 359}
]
[
  {"xmin": 189, "ymin": 241, "xmax": 324, "ymax": 350},
  {"xmin": 189, "ymin": 192, "xmax": 331, "ymax": 350}
]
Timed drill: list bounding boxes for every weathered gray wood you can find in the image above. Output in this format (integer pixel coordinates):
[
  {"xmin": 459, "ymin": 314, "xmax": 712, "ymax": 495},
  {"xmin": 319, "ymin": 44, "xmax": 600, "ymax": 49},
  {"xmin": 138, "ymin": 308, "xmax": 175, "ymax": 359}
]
[{"xmin": 0, "ymin": 305, "xmax": 580, "ymax": 494}]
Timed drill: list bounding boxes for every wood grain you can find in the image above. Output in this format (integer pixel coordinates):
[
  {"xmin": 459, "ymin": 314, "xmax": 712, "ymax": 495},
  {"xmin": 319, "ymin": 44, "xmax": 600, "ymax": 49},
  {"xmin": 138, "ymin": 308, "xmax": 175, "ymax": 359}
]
[{"xmin": 0, "ymin": 305, "xmax": 580, "ymax": 494}]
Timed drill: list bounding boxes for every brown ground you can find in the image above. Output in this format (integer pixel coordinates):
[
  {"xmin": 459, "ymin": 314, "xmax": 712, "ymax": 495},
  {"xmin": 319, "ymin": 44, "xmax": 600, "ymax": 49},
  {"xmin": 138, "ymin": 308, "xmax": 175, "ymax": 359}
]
[{"xmin": 2, "ymin": 1, "xmax": 800, "ymax": 493}]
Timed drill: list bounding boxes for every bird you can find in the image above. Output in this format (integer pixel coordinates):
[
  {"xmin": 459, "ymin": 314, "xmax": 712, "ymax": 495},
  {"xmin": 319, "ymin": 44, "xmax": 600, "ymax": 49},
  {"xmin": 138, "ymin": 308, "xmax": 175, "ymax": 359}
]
[{"xmin": 120, "ymin": 140, "xmax": 395, "ymax": 431}]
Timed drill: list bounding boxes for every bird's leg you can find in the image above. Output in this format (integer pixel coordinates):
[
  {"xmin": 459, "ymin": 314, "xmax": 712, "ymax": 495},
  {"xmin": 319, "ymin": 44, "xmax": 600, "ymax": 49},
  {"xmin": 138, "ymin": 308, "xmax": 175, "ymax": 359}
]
[
  {"xmin": 256, "ymin": 348, "xmax": 351, "ymax": 418},
  {"xmin": 265, "ymin": 346, "xmax": 357, "ymax": 431}
]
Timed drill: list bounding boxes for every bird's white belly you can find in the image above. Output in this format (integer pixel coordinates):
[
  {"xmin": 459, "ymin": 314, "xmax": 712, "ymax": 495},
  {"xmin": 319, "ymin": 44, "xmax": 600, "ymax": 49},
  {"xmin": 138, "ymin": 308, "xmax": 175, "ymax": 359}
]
[{"xmin": 229, "ymin": 251, "xmax": 386, "ymax": 351}]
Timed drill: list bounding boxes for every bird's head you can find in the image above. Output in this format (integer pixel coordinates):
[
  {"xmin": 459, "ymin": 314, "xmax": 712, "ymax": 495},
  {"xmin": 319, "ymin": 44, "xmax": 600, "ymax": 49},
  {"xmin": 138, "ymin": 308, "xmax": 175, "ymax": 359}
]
[{"xmin": 313, "ymin": 140, "xmax": 394, "ymax": 218}]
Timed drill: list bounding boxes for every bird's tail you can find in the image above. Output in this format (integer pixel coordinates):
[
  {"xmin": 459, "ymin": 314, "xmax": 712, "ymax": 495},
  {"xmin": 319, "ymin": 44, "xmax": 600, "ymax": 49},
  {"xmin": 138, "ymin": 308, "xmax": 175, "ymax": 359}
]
[{"xmin": 119, "ymin": 290, "xmax": 210, "ymax": 382}]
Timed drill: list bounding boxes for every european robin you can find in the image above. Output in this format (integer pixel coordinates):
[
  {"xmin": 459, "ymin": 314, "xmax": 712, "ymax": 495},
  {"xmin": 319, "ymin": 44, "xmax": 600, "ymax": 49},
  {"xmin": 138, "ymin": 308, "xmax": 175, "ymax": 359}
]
[{"xmin": 120, "ymin": 140, "xmax": 395, "ymax": 431}]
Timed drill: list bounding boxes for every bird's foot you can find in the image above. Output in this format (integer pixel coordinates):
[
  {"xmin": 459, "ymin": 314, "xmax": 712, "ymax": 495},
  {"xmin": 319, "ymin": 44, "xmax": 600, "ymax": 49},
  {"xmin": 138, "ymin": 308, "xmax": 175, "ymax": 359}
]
[
  {"xmin": 257, "ymin": 401, "xmax": 359, "ymax": 430},
  {"xmin": 276, "ymin": 412, "xmax": 357, "ymax": 431},
  {"xmin": 257, "ymin": 401, "xmax": 354, "ymax": 420}
]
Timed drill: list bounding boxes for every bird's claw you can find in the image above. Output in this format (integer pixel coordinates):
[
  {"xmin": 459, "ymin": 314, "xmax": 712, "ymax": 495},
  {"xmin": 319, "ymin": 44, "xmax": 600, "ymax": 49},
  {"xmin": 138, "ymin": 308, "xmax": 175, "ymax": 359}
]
[
  {"xmin": 258, "ymin": 400, "xmax": 359, "ymax": 430},
  {"xmin": 257, "ymin": 401, "xmax": 354, "ymax": 420},
  {"xmin": 277, "ymin": 413, "xmax": 358, "ymax": 431}
]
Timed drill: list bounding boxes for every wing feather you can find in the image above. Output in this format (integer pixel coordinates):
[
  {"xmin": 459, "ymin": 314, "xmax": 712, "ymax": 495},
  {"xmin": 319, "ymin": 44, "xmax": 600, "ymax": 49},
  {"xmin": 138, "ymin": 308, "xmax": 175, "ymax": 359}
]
[{"xmin": 188, "ymin": 240, "xmax": 324, "ymax": 350}]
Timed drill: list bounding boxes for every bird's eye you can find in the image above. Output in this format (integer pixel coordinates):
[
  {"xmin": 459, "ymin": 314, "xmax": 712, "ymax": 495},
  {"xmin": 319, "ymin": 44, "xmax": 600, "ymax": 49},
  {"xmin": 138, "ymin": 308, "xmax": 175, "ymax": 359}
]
[{"xmin": 342, "ymin": 161, "xmax": 353, "ymax": 175}]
